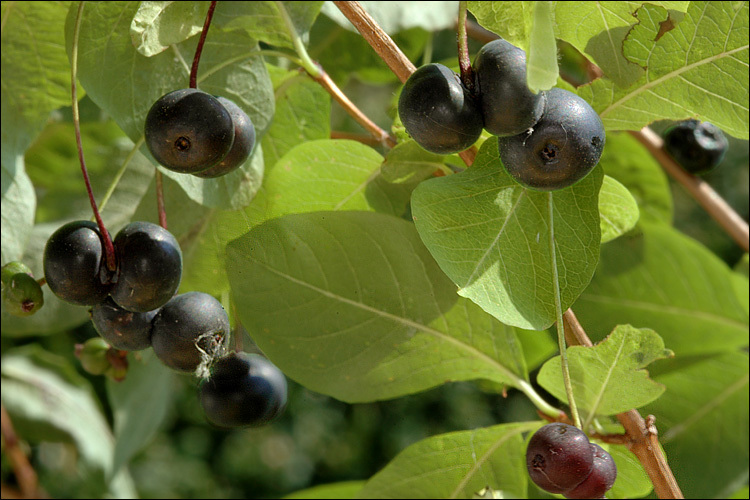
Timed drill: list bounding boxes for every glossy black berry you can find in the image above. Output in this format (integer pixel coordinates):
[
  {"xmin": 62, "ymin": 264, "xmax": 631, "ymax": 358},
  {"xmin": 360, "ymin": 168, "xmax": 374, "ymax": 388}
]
[
  {"xmin": 526, "ymin": 423, "xmax": 594, "ymax": 494},
  {"xmin": 498, "ymin": 88, "xmax": 605, "ymax": 191},
  {"xmin": 109, "ymin": 221, "xmax": 182, "ymax": 313},
  {"xmin": 43, "ymin": 220, "xmax": 110, "ymax": 306},
  {"xmin": 564, "ymin": 443, "xmax": 617, "ymax": 499},
  {"xmin": 91, "ymin": 297, "xmax": 157, "ymax": 351},
  {"xmin": 663, "ymin": 119, "xmax": 728, "ymax": 175},
  {"xmin": 193, "ymin": 97, "xmax": 256, "ymax": 178},
  {"xmin": 200, "ymin": 352, "xmax": 288, "ymax": 428},
  {"xmin": 2, "ymin": 262, "xmax": 44, "ymax": 317},
  {"xmin": 398, "ymin": 63, "xmax": 483, "ymax": 154},
  {"xmin": 144, "ymin": 88, "xmax": 235, "ymax": 174},
  {"xmin": 151, "ymin": 292, "xmax": 229, "ymax": 373},
  {"xmin": 473, "ymin": 39, "xmax": 546, "ymax": 137}
]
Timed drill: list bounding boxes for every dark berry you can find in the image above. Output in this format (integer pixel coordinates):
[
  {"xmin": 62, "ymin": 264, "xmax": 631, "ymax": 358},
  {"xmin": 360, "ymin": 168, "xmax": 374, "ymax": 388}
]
[
  {"xmin": 526, "ymin": 423, "xmax": 594, "ymax": 494},
  {"xmin": 151, "ymin": 292, "xmax": 229, "ymax": 373},
  {"xmin": 564, "ymin": 443, "xmax": 618, "ymax": 499},
  {"xmin": 398, "ymin": 63, "xmax": 483, "ymax": 154},
  {"xmin": 200, "ymin": 352, "xmax": 288, "ymax": 428},
  {"xmin": 43, "ymin": 220, "xmax": 110, "ymax": 306},
  {"xmin": 498, "ymin": 87, "xmax": 605, "ymax": 191},
  {"xmin": 663, "ymin": 119, "xmax": 728, "ymax": 174},
  {"xmin": 193, "ymin": 97, "xmax": 256, "ymax": 178},
  {"xmin": 144, "ymin": 89, "xmax": 235, "ymax": 174},
  {"xmin": 2, "ymin": 262, "xmax": 44, "ymax": 317},
  {"xmin": 109, "ymin": 221, "xmax": 182, "ymax": 313},
  {"xmin": 473, "ymin": 39, "xmax": 546, "ymax": 137},
  {"xmin": 91, "ymin": 297, "xmax": 156, "ymax": 351}
]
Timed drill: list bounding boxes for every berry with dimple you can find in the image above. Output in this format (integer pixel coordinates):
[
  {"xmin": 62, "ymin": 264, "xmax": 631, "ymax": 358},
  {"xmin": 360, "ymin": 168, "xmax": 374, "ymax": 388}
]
[
  {"xmin": 526, "ymin": 423, "xmax": 595, "ymax": 494},
  {"xmin": 91, "ymin": 297, "xmax": 157, "ymax": 351},
  {"xmin": 472, "ymin": 39, "xmax": 546, "ymax": 137},
  {"xmin": 663, "ymin": 119, "xmax": 728, "ymax": 175},
  {"xmin": 498, "ymin": 87, "xmax": 605, "ymax": 191},
  {"xmin": 398, "ymin": 63, "xmax": 483, "ymax": 154},
  {"xmin": 2, "ymin": 262, "xmax": 44, "ymax": 317},
  {"xmin": 43, "ymin": 220, "xmax": 111, "ymax": 306},
  {"xmin": 193, "ymin": 97, "xmax": 256, "ymax": 178},
  {"xmin": 151, "ymin": 292, "xmax": 229, "ymax": 373},
  {"xmin": 200, "ymin": 352, "xmax": 288, "ymax": 428},
  {"xmin": 144, "ymin": 88, "xmax": 235, "ymax": 174},
  {"xmin": 109, "ymin": 221, "xmax": 182, "ymax": 313},
  {"xmin": 563, "ymin": 443, "xmax": 617, "ymax": 499}
]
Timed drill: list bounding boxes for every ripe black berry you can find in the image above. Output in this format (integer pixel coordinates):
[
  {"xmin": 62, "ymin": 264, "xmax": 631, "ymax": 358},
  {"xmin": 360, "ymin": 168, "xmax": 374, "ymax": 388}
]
[
  {"xmin": 398, "ymin": 63, "xmax": 483, "ymax": 154},
  {"xmin": 498, "ymin": 87, "xmax": 605, "ymax": 191},
  {"xmin": 144, "ymin": 89, "xmax": 235, "ymax": 174},
  {"xmin": 526, "ymin": 423, "xmax": 594, "ymax": 494},
  {"xmin": 473, "ymin": 39, "xmax": 546, "ymax": 137},
  {"xmin": 109, "ymin": 221, "xmax": 182, "ymax": 313},
  {"xmin": 43, "ymin": 220, "xmax": 110, "ymax": 306},
  {"xmin": 663, "ymin": 119, "xmax": 728, "ymax": 174},
  {"xmin": 193, "ymin": 97, "xmax": 256, "ymax": 178},
  {"xmin": 564, "ymin": 443, "xmax": 617, "ymax": 499},
  {"xmin": 200, "ymin": 352, "xmax": 288, "ymax": 428},
  {"xmin": 151, "ymin": 292, "xmax": 229, "ymax": 373},
  {"xmin": 91, "ymin": 297, "xmax": 156, "ymax": 351}
]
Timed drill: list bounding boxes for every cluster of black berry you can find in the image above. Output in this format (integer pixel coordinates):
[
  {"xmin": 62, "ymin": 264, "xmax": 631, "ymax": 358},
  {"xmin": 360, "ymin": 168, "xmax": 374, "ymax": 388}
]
[
  {"xmin": 662, "ymin": 119, "xmax": 728, "ymax": 175},
  {"xmin": 144, "ymin": 89, "xmax": 256, "ymax": 178},
  {"xmin": 399, "ymin": 39, "xmax": 606, "ymax": 191},
  {"xmin": 527, "ymin": 423, "xmax": 617, "ymax": 498}
]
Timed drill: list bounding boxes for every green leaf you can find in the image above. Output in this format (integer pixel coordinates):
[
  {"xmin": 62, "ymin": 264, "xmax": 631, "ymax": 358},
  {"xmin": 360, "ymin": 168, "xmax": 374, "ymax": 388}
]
[
  {"xmin": 644, "ymin": 352, "xmax": 749, "ymax": 499},
  {"xmin": 573, "ymin": 222, "xmax": 749, "ymax": 355},
  {"xmin": 69, "ymin": 1, "xmax": 273, "ymax": 209},
  {"xmin": 411, "ymin": 139, "xmax": 602, "ymax": 330},
  {"xmin": 467, "ymin": 2, "xmax": 535, "ymax": 50},
  {"xmin": 599, "ymin": 175, "xmax": 640, "ymax": 243},
  {"xmin": 321, "ymin": 1, "xmax": 458, "ymax": 34},
  {"xmin": 356, "ymin": 422, "xmax": 537, "ymax": 499},
  {"xmin": 108, "ymin": 350, "xmax": 175, "ymax": 477},
  {"xmin": 598, "ymin": 132, "xmax": 673, "ymax": 225},
  {"xmin": 226, "ymin": 211, "xmax": 530, "ymax": 403},
  {"xmin": 538, "ymin": 325, "xmax": 672, "ymax": 418},
  {"xmin": 262, "ymin": 66, "xmax": 331, "ymax": 171},
  {"xmin": 527, "ymin": 1, "xmax": 558, "ymax": 92},
  {"xmin": 607, "ymin": 445, "xmax": 653, "ymax": 499},
  {"xmin": 0, "ymin": 348, "xmax": 115, "ymax": 478},
  {"xmin": 1, "ymin": 164, "xmax": 36, "ymax": 263},
  {"xmin": 380, "ymin": 140, "xmax": 445, "ymax": 184},
  {"xmin": 130, "ymin": 1, "xmax": 209, "ymax": 56},
  {"xmin": 213, "ymin": 1, "xmax": 324, "ymax": 49},
  {"xmin": 583, "ymin": 2, "xmax": 749, "ymax": 139},
  {"xmin": 285, "ymin": 481, "xmax": 366, "ymax": 499}
]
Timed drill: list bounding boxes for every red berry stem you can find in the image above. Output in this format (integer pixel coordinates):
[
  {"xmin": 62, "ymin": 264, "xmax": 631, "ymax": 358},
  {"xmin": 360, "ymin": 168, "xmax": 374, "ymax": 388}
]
[
  {"xmin": 155, "ymin": 170, "xmax": 168, "ymax": 230},
  {"xmin": 457, "ymin": 1, "xmax": 475, "ymax": 93},
  {"xmin": 71, "ymin": 1, "xmax": 116, "ymax": 272},
  {"xmin": 189, "ymin": 1, "xmax": 218, "ymax": 89}
]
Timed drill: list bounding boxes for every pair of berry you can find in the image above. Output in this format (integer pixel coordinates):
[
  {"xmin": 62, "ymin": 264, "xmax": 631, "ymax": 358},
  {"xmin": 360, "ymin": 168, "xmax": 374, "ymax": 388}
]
[
  {"xmin": 144, "ymin": 89, "xmax": 256, "ymax": 178},
  {"xmin": 399, "ymin": 39, "xmax": 606, "ymax": 191},
  {"xmin": 527, "ymin": 423, "xmax": 617, "ymax": 498}
]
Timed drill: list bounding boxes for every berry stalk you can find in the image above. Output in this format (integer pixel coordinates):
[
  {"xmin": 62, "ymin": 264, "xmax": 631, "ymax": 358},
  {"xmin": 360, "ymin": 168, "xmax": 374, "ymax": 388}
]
[
  {"xmin": 189, "ymin": 0, "xmax": 217, "ymax": 89},
  {"xmin": 71, "ymin": 1, "xmax": 116, "ymax": 272},
  {"xmin": 457, "ymin": 1, "xmax": 475, "ymax": 93}
]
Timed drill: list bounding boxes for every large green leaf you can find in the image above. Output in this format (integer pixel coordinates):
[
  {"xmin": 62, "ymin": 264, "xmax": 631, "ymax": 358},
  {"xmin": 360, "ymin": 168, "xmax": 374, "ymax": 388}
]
[
  {"xmin": 573, "ymin": 222, "xmax": 749, "ymax": 355},
  {"xmin": 526, "ymin": 1, "xmax": 558, "ymax": 92},
  {"xmin": 68, "ymin": 1, "xmax": 273, "ymax": 209},
  {"xmin": 411, "ymin": 139, "xmax": 602, "ymax": 330},
  {"xmin": 537, "ymin": 325, "xmax": 672, "ymax": 419},
  {"xmin": 583, "ymin": 1, "xmax": 749, "ymax": 139},
  {"xmin": 226, "ymin": 211, "xmax": 530, "ymax": 403},
  {"xmin": 467, "ymin": 2, "xmax": 534, "ymax": 50},
  {"xmin": 356, "ymin": 422, "xmax": 537, "ymax": 499},
  {"xmin": 130, "ymin": 1, "xmax": 210, "ymax": 56},
  {"xmin": 598, "ymin": 175, "xmax": 640, "ymax": 243},
  {"xmin": 644, "ymin": 352, "xmax": 749, "ymax": 499},
  {"xmin": 285, "ymin": 481, "xmax": 366, "ymax": 499}
]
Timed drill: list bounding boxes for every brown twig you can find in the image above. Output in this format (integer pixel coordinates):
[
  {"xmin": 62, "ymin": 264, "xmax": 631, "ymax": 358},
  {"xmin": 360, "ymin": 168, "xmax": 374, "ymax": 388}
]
[
  {"xmin": 1, "ymin": 405, "xmax": 43, "ymax": 499},
  {"xmin": 330, "ymin": 130, "xmax": 383, "ymax": 146},
  {"xmin": 629, "ymin": 127, "xmax": 749, "ymax": 252}
]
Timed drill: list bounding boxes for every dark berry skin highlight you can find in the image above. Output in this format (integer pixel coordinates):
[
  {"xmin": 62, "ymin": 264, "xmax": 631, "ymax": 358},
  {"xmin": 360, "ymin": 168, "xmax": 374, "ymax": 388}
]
[{"xmin": 526, "ymin": 423, "xmax": 595, "ymax": 494}]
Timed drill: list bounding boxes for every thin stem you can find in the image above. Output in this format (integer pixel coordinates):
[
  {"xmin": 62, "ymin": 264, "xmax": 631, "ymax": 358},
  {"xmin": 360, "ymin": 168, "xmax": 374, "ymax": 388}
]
[
  {"xmin": 155, "ymin": 170, "xmax": 167, "ymax": 230},
  {"xmin": 189, "ymin": 0, "xmax": 217, "ymax": 88},
  {"xmin": 71, "ymin": 1, "xmax": 116, "ymax": 272},
  {"xmin": 457, "ymin": 1, "xmax": 474, "ymax": 93},
  {"xmin": 274, "ymin": 1, "xmax": 321, "ymax": 77},
  {"xmin": 630, "ymin": 127, "xmax": 749, "ymax": 252},
  {"xmin": 1, "ymin": 405, "xmax": 41, "ymax": 498},
  {"xmin": 98, "ymin": 136, "xmax": 144, "ymax": 213},
  {"xmin": 548, "ymin": 193, "xmax": 581, "ymax": 429}
]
